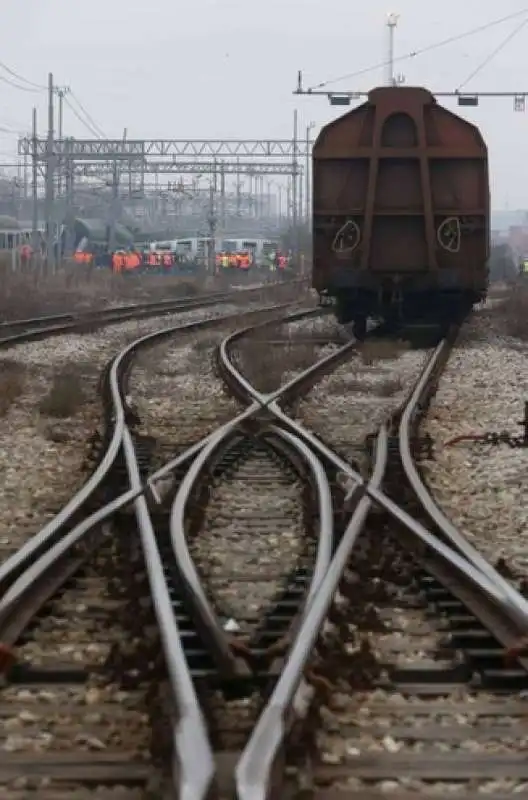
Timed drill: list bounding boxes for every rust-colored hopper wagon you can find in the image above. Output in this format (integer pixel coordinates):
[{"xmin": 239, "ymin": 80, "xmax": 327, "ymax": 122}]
[{"xmin": 312, "ymin": 86, "xmax": 489, "ymax": 335}]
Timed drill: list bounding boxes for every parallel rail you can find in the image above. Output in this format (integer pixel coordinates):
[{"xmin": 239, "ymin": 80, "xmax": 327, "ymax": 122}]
[
  {"xmin": 0, "ymin": 282, "xmax": 302, "ymax": 347},
  {"xmin": 3, "ymin": 308, "xmax": 528, "ymax": 797},
  {"xmin": 236, "ymin": 325, "xmax": 528, "ymax": 799}
]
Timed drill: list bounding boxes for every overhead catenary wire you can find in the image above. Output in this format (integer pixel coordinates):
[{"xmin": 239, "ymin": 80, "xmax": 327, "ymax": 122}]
[
  {"xmin": 309, "ymin": 7, "xmax": 528, "ymax": 90},
  {"xmin": 0, "ymin": 61, "xmax": 47, "ymax": 90},
  {"xmin": 0, "ymin": 60, "xmax": 107, "ymax": 138},
  {"xmin": 68, "ymin": 91, "xmax": 107, "ymax": 138},
  {"xmin": 455, "ymin": 15, "xmax": 528, "ymax": 91},
  {"xmin": 63, "ymin": 96, "xmax": 103, "ymax": 139}
]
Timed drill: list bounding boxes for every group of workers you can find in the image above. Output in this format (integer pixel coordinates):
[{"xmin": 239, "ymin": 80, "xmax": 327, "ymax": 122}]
[
  {"xmin": 215, "ymin": 251, "xmax": 252, "ymax": 270},
  {"xmin": 69, "ymin": 246, "xmax": 291, "ymax": 275}
]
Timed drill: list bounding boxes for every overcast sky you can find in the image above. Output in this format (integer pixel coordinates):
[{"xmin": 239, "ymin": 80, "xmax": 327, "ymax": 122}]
[{"xmin": 1, "ymin": 0, "xmax": 527, "ymax": 207}]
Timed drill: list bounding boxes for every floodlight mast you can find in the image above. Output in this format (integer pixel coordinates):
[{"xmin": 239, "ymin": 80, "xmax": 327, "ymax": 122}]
[{"xmin": 294, "ymin": 14, "xmax": 527, "ymax": 110}]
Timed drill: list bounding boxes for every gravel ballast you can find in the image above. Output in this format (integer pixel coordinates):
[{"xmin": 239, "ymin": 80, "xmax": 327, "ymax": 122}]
[
  {"xmin": 419, "ymin": 308, "xmax": 528, "ymax": 572},
  {"xmin": 0, "ymin": 302, "xmax": 253, "ymax": 561}
]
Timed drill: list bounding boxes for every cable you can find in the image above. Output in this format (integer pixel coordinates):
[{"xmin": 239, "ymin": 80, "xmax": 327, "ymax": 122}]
[
  {"xmin": 0, "ymin": 61, "xmax": 47, "ymax": 90},
  {"xmin": 0, "ymin": 72, "xmax": 40, "ymax": 93},
  {"xmin": 456, "ymin": 16, "xmax": 528, "ymax": 91},
  {"xmin": 68, "ymin": 91, "xmax": 107, "ymax": 138},
  {"xmin": 63, "ymin": 96, "xmax": 103, "ymax": 138},
  {"xmin": 309, "ymin": 7, "xmax": 528, "ymax": 90}
]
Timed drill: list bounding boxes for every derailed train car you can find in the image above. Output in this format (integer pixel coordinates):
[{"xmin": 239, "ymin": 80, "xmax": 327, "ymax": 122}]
[{"xmin": 312, "ymin": 86, "xmax": 490, "ymax": 335}]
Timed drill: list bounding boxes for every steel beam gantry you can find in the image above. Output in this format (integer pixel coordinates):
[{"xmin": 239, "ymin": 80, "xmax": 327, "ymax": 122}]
[
  {"xmin": 18, "ymin": 138, "xmax": 310, "ymax": 160},
  {"xmin": 73, "ymin": 160, "xmax": 297, "ymax": 177}
]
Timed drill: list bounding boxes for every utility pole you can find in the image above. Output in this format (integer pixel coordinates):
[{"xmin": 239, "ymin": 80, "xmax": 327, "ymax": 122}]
[
  {"xmin": 55, "ymin": 87, "xmax": 70, "ymax": 265},
  {"xmin": 305, "ymin": 122, "xmax": 316, "ymax": 223},
  {"xmin": 292, "ymin": 109, "xmax": 299, "ymax": 266},
  {"xmin": 207, "ymin": 178, "xmax": 216, "ymax": 276},
  {"xmin": 55, "ymin": 86, "xmax": 70, "ymax": 197},
  {"xmin": 31, "ymin": 108, "xmax": 38, "ymax": 253},
  {"xmin": 45, "ymin": 72, "xmax": 55, "ymax": 272},
  {"xmin": 108, "ymin": 127, "xmax": 126, "ymax": 252},
  {"xmin": 64, "ymin": 138, "xmax": 75, "ymax": 257},
  {"xmin": 236, "ymin": 157, "xmax": 241, "ymax": 216}
]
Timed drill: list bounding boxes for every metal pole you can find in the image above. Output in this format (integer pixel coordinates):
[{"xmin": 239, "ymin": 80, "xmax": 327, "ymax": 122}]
[
  {"xmin": 31, "ymin": 108, "xmax": 38, "ymax": 252},
  {"xmin": 45, "ymin": 72, "xmax": 55, "ymax": 272},
  {"xmin": 108, "ymin": 127, "xmax": 126, "ymax": 252},
  {"xmin": 236, "ymin": 158, "xmax": 241, "ymax": 216},
  {"xmin": 220, "ymin": 163, "xmax": 226, "ymax": 231},
  {"xmin": 64, "ymin": 138, "xmax": 75, "ymax": 257},
  {"xmin": 292, "ymin": 109, "xmax": 299, "ymax": 266},
  {"xmin": 56, "ymin": 92, "xmax": 64, "ymax": 264},
  {"xmin": 305, "ymin": 125, "xmax": 311, "ymax": 222}
]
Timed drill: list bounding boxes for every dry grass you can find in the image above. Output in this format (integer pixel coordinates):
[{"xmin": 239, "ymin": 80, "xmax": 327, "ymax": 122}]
[
  {"xmin": 0, "ymin": 259, "xmax": 206, "ymax": 321},
  {"xmin": 0, "ymin": 259, "xmax": 310, "ymax": 322},
  {"xmin": 0, "ymin": 358, "xmax": 26, "ymax": 416},
  {"xmin": 38, "ymin": 365, "xmax": 86, "ymax": 418}
]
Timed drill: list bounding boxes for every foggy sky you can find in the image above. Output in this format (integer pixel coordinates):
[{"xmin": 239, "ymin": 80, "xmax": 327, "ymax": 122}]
[{"xmin": 1, "ymin": 0, "xmax": 527, "ymax": 206}]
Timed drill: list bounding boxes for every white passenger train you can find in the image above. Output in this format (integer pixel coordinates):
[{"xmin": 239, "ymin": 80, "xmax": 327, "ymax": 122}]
[{"xmin": 149, "ymin": 236, "xmax": 278, "ymax": 265}]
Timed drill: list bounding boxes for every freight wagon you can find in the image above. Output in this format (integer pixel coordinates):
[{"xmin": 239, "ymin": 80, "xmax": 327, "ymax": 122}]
[{"xmin": 312, "ymin": 86, "xmax": 490, "ymax": 336}]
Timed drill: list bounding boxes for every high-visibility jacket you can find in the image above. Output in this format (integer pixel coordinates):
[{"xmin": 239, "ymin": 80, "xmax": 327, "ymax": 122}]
[
  {"xmin": 221, "ymin": 255, "xmax": 229, "ymax": 268},
  {"xmin": 112, "ymin": 253, "xmax": 125, "ymax": 272}
]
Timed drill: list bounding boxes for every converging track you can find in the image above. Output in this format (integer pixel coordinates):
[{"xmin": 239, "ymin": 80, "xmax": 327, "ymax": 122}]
[{"xmin": 2, "ymin": 305, "xmax": 528, "ymax": 798}]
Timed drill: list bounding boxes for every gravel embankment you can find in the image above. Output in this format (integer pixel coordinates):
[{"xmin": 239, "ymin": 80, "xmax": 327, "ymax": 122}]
[
  {"xmin": 0, "ymin": 302, "xmax": 252, "ymax": 562},
  {"xmin": 294, "ymin": 341, "xmax": 430, "ymax": 473},
  {"xmin": 419, "ymin": 308, "xmax": 528, "ymax": 572}
]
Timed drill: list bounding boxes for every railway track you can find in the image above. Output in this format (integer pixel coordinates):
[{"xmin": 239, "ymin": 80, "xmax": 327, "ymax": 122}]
[
  {"xmin": 0, "ymin": 280, "xmax": 303, "ymax": 346},
  {"xmin": 262, "ymin": 327, "xmax": 528, "ymax": 800},
  {"xmin": 0, "ymin": 299, "xmax": 323, "ymax": 797},
  {"xmin": 3, "ymin": 307, "xmax": 528, "ymax": 797}
]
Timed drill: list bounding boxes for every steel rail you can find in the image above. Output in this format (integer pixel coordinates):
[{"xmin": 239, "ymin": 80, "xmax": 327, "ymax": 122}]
[
  {"xmin": 220, "ymin": 331, "xmax": 516, "ymax": 605},
  {"xmin": 0, "ymin": 276, "xmax": 308, "ymax": 336},
  {"xmin": 121, "ymin": 426, "xmax": 215, "ymax": 800},
  {"xmin": 234, "ymin": 330, "xmax": 528, "ymax": 799},
  {"xmin": 3, "ymin": 326, "xmax": 360, "ymax": 581},
  {"xmin": 235, "ymin": 427, "xmax": 388, "ymax": 800},
  {"xmin": 0, "ymin": 303, "xmax": 294, "ymax": 610},
  {"xmin": 0, "ymin": 289, "xmax": 256, "ymax": 348},
  {"xmin": 169, "ymin": 421, "xmax": 334, "ymax": 678},
  {"xmin": 398, "ymin": 338, "xmax": 528, "ymax": 625}
]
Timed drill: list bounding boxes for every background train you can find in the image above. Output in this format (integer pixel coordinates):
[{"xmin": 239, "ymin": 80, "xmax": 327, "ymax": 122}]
[{"xmin": 312, "ymin": 86, "xmax": 490, "ymax": 336}]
